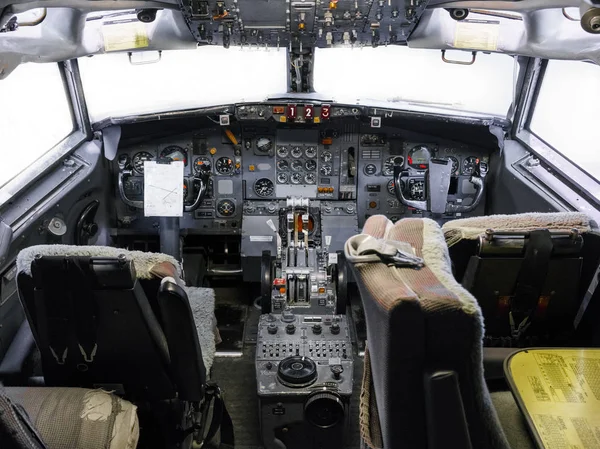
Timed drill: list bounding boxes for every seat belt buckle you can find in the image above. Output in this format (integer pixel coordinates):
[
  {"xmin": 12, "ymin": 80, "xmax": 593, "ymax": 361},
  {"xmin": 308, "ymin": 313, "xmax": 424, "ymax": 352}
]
[
  {"xmin": 49, "ymin": 347, "xmax": 68, "ymax": 365},
  {"xmin": 78, "ymin": 343, "xmax": 98, "ymax": 363}
]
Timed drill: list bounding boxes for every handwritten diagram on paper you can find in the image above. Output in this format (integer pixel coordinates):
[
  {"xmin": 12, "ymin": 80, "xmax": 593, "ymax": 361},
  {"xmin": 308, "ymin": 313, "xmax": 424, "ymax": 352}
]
[{"xmin": 144, "ymin": 161, "xmax": 184, "ymax": 217}]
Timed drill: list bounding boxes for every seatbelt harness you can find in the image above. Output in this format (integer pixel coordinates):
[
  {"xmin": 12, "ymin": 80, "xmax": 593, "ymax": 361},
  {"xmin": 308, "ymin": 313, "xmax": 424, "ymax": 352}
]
[{"xmin": 510, "ymin": 230, "xmax": 553, "ymax": 340}]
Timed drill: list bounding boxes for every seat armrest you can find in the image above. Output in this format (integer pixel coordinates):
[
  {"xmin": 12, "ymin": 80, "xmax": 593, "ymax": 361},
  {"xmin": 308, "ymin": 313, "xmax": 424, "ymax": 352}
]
[
  {"xmin": 424, "ymin": 370, "xmax": 473, "ymax": 449},
  {"xmin": 0, "ymin": 320, "xmax": 36, "ymax": 385}
]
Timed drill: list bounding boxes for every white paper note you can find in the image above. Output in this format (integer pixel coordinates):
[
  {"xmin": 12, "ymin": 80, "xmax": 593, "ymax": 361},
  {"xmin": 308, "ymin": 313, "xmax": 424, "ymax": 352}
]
[{"xmin": 144, "ymin": 161, "xmax": 184, "ymax": 217}]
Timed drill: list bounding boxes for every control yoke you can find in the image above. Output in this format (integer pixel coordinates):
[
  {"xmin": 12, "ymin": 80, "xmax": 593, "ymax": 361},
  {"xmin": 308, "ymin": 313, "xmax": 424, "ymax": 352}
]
[
  {"xmin": 118, "ymin": 166, "xmax": 210, "ymax": 212},
  {"xmin": 393, "ymin": 158, "xmax": 487, "ymax": 214}
]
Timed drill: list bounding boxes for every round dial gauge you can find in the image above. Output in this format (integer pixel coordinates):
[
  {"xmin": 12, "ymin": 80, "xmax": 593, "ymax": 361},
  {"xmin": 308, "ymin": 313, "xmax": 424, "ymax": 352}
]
[
  {"xmin": 160, "ymin": 145, "xmax": 188, "ymax": 165},
  {"xmin": 291, "ymin": 146, "xmax": 303, "ymax": 158},
  {"xmin": 305, "ymin": 159, "xmax": 317, "ymax": 171},
  {"xmin": 462, "ymin": 156, "xmax": 479, "ymax": 175},
  {"xmin": 304, "ymin": 173, "xmax": 316, "ymax": 184},
  {"xmin": 446, "ymin": 156, "xmax": 459, "ymax": 175},
  {"xmin": 277, "ymin": 160, "xmax": 289, "ymax": 171},
  {"xmin": 407, "ymin": 145, "xmax": 432, "ymax": 169},
  {"xmin": 254, "ymin": 178, "xmax": 275, "ymax": 197},
  {"xmin": 387, "ymin": 179, "xmax": 396, "ymax": 195},
  {"xmin": 321, "ymin": 151, "xmax": 333, "ymax": 162},
  {"xmin": 383, "ymin": 156, "xmax": 405, "ymax": 176},
  {"xmin": 291, "ymin": 160, "xmax": 303, "ymax": 171},
  {"xmin": 277, "ymin": 173, "xmax": 289, "ymax": 184},
  {"xmin": 215, "ymin": 157, "xmax": 234, "ymax": 174},
  {"xmin": 277, "ymin": 146, "xmax": 289, "ymax": 158},
  {"xmin": 132, "ymin": 151, "xmax": 153, "ymax": 173},
  {"xmin": 256, "ymin": 137, "xmax": 273, "ymax": 153},
  {"xmin": 217, "ymin": 199, "xmax": 236, "ymax": 217},
  {"xmin": 364, "ymin": 164, "xmax": 377, "ymax": 176},
  {"xmin": 305, "ymin": 146, "xmax": 317, "ymax": 158},
  {"xmin": 193, "ymin": 157, "xmax": 211, "ymax": 175},
  {"xmin": 291, "ymin": 173, "xmax": 302, "ymax": 184},
  {"xmin": 320, "ymin": 164, "xmax": 332, "ymax": 176}
]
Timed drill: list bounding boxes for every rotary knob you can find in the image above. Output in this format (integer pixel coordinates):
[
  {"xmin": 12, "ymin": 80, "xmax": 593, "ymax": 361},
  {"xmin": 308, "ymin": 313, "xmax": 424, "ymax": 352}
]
[
  {"xmin": 330, "ymin": 323, "xmax": 341, "ymax": 335},
  {"xmin": 330, "ymin": 364, "xmax": 344, "ymax": 380},
  {"xmin": 286, "ymin": 323, "xmax": 296, "ymax": 335},
  {"xmin": 312, "ymin": 324, "xmax": 322, "ymax": 335},
  {"xmin": 267, "ymin": 323, "xmax": 278, "ymax": 335},
  {"xmin": 344, "ymin": 203, "xmax": 355, "ymax": 214},
  {"xmin": 281, "ymin": 309, "xmax": 295, "ymax": 323}
]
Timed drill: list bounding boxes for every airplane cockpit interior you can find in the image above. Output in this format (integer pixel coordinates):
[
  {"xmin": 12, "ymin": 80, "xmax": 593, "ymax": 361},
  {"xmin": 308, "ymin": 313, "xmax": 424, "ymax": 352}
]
[{"xmin": 1, "ymin": 1, "xmax": 600, "ymax": 448}]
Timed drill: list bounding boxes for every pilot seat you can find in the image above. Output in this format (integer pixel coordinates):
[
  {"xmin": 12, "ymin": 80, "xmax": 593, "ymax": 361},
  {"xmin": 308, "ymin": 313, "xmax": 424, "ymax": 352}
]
[
  {"xmin": 442, "ymin": 212, "xmax": 600, "ymax": 351},
  {"xmin": 2, "ymin": 244, "xmax": 230, "ymax": 449},
  {"xmin": 345, "ymin": 215, "xmax": 515, "ymax": 449}
]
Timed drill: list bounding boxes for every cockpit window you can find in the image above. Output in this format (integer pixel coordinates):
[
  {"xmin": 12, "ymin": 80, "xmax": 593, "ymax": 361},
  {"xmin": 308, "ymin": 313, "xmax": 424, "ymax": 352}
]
[
  {"xmin": 0, "ymin": 63, "xmax": 73, "ymax": 189},
  {"xmin": 313, "ymin": 47, "xmax": 515, "ymax": 117},
  {"xmin": 529, "ymin": 60, "xmax": 600, "ymax": 183},
  {"xmin": 78, "ymin": 47, "xmax": 288, "ymax": 123}
]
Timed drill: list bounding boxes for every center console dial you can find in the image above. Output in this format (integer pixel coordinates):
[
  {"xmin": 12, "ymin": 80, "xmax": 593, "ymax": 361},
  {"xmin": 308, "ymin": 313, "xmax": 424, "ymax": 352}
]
[
  {"xmin": 305, "ymin": 159, "xmax": 317, "ymax": 171},
  {"xmin": 216, "ymin": 157, "xmax": 234, "ymax": 174},
  {"xmin": 291, "ymin": 160, "xmax": 303, "ymax": 171},
  {"xmin": 277, "ymin": 160, "xmax": 289, "ymax": 171},
  {"xmin": 277, "ymin": 146, "xmax": 289, "ymax": 158},
  {"xmin": 305, "ymin": 146, "xmax": 317, "ymax": 158},
  {"xmin": 217, "ymin": 199, "xmax": 236, "ymax": 216},
  {"xmin": 321, "ymin": 151, "xmax": 332, "ymax": 162},
  {"xmin": 254, "ymin": 178, "xmax": 275, "ymax": 197},
  {"xmin": 291, "ymin": 146, "xmax": 303, "ymax": 158},
  {"xmin": 291, "ymin": 173, "xmax": 302, "ymax": 184}
]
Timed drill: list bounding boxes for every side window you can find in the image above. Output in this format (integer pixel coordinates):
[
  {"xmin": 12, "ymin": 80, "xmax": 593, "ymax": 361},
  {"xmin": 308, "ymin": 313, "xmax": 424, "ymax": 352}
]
[
  {"xmin": 529, "ymin": 60, "xmax": 600, "ymax": 182},
  {"xmin": 0, "ymin": 63, "xmax": 73, "ymax": 189}
]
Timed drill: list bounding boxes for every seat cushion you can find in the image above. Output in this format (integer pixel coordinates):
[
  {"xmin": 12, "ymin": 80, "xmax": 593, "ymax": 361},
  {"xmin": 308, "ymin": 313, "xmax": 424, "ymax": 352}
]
[{"xmin": 5, "ymin": 387, "xmax": 139, "ymax": 449}]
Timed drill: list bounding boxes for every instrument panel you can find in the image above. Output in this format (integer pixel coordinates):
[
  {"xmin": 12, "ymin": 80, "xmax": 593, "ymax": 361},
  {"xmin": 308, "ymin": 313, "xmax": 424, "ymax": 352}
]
[{"xmin": 113, "ymin": 105, "xmax": 492, "ymax": 235}]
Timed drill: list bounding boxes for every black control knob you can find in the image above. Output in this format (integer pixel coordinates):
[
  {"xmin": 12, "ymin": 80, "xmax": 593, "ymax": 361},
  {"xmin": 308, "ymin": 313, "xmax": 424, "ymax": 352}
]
[
  {"xmin": 312, "ymin": 324, "xmax": 322, "ymax": 335},
  {"xmin": 267, "ymin": 323, "xmax": 278, "ymax": 335},
  {"xmin": 286, "ymin": 323, "xmax": 296, "ymax": 335},
  {"xmin": 330, "ymin": 323, "xmax": 340, "ymax": 335},
  {"xmin": 266, "ymin": 362, "xmax": 273, "ymax": 370},
  {"xmin": 330, "ymin": 364, "xmax": 344, "ymax": 380}
]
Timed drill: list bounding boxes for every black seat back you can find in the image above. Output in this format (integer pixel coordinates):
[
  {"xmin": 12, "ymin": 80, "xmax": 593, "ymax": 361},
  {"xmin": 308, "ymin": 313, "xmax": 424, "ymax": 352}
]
[
  {"xmin": 17, "ymin": 254, "xmax": 205, "ymax": 402},
  {"xmin": 460, "ymin": 230, "xmax": 584, "ymax": 344}
]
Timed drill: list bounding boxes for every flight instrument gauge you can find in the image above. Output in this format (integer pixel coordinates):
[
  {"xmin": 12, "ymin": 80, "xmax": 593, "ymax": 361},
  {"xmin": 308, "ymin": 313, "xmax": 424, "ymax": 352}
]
[
  {"xmin": 387, "ymin": 179, "xmax": 396, "ymax": 195},
  {"xmin": 216, "ymin": 157, "xmax": 234, "ymax": 174},
  {"xmin": 217, "ymin": 199, "xmax": 236, "ymax": 217},
  {"xmin": 277, "ymin": 173, "xmax": 288, "ymax": 184},
  {"xmin": 291, "ymin": 160, "xmax": 303, "ymax": 171},
  {"xmin": 305, "ymin": 159, "xmax": 317, "ymax": 171},
  {"xmin": 305, "ymin": 146, "xmax": 317, "ymax": 158},
  {"xmin": 132, "ymin": 151, "xmax": 153, "ymax": 173},
  {"xmin": 160, "ymin": 146, "xmax": 188, "ymax": 165},
  {"xmin": 462, "ymin": 156, "xmax": 479, "ymax": 175},
  {"xmin": 277, "ymin": 160, "xmax": 290, "ymax": 171},
  {"xmin": 407, "ymin": 145, "xmax": 432, "ymax": 169},
  {"xmin": 364, "ymin": 164, "xmax": 377, "ymax": 176},
  {"xmin": 321, "ymin": 151, "xmax": 333, "ymax": 162},
  {"xmin": 194, "ymin": 157, "xmax": 212, "ymax": 174},
  {"xmin": 304, "ymin": 173, "xmax": 316, "ymax": 184},
  {"xmin": 383, "ymin": 156, "xmax": 405, "ymax": 176},
  {"xmin": 291, "ymin": 173, "xmax": 302, "ymax": 184},
  {"xmin": 254, "ymin": 178, "xmax": 275, "ymax": 197},
  {"xmin": 291, "ymin": 147, "xmax": 303, "ymax": 158},
  {"xmin": 256, "ymin": 137, "xmax": 273, "ymax": 153},
  {"xmin": 446, "ymin": 156, "xmax": 459, "ymax": 175},
  {"xmin": 320, "ymin": 164, "xmax": 332, "ymax": 176},
  {"xmin": 277, "ymin": 146, "xmax": 289, "ymax": 158}
]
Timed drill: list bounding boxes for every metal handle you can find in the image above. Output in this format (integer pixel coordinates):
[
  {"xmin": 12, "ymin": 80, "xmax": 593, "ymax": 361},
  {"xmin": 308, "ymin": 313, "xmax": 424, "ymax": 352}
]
[
  {"xmin": 446, "ymin": 176, "xmax": 484, "ymax": 214},
  {"xmin": 393, "ymin": 165, "xmax": 427, "ymax": 211},
  {"xmin": 441, "ymin": 50, "xmax": 477, "ymax": 66},
  {"xmin": 118, "ymin": 170, "xmax": 144, "ymax": 209},
  {"xmin": 184, "ymin": 175, "xmax": 209, "ymax": 212}
]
